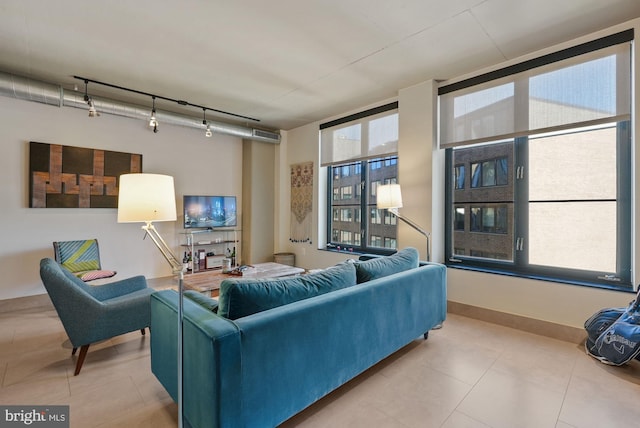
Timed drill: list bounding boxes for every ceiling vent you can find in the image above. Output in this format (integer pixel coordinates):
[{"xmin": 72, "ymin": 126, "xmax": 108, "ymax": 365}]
[{"xmin": 253, "ymin": 129, "xmax": 281, "ymax": 142}]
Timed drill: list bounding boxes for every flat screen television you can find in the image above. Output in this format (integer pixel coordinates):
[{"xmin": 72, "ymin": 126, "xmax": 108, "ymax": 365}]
[{"xmin": 183, "ymin": 195, "xmax": 237, "ymax": 229}]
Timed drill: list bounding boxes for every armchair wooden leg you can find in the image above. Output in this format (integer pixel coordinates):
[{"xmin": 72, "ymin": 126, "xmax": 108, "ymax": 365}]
[
  {"xmin": 74, "ymin": 345, "xmax": 89, "ymax": 376},
  {"xmin": 71, "ymin": 347, "xmax": 77, "ymax": 356},
  {"xmin": 140, "ymin": 328, "xmax": 146, "ymax": 335}
]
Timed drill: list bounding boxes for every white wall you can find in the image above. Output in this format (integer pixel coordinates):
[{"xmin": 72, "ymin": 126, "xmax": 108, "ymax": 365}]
[
  {"xmin": 276, "ymin": 122, "xmax": 353, "ymax": 270},
  {"xmin": 0, "ymin": 96, "xmax": 243, "ymax": 301},
  {"xmin": 277, "ymin": 18, "xmax": 640, "ymax": 329},
  {"xmin": 242, "ymin": 139, "xmax": 276, "ymax": 264}
]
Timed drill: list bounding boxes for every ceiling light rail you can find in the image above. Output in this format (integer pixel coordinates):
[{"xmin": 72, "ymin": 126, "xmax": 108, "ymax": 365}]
[{"xmin": 74, "ymin": 75, "xmax": 260, "ymax": 123}]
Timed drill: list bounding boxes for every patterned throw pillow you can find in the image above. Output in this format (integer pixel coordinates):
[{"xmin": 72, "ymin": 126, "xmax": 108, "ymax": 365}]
[{"xmin": 77, "ymin": 270, "xmax": 117, "ymax": 282}]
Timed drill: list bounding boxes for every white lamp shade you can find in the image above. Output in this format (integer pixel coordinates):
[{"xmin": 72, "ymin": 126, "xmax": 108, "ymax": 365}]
[
  {"xmin": 376, "ymin": 184, "xmax": 403, "ymax": 209},
  {"xmin": 117, "ymin": 173, "xmax": 177, "ymax": 223}
]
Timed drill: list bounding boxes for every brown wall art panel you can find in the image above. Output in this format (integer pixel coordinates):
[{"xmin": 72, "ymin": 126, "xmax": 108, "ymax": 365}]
[{"xmin": 29, "ymin": 142, "xmax": 143, "ymax": 208}]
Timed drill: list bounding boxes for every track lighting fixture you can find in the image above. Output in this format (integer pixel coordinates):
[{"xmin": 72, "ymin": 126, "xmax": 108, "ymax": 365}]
[
  {"xmin": 203, "ymin": 108, "xmax": 212, "ymax": 137},
  {"xmin": 73, "ymin": 76, "xmax": 264, "ymax": 136},
  {"xmin": 83, "ymin": 80, "xmax": 99, "ymax": 117},
  {"xmin": 149, "ymin": 96, "xmax": 158, "ymax": 132}
]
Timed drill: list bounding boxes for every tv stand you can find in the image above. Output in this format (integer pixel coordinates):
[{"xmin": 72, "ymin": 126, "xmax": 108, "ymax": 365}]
[{"xmin": 181, "ymin": 228, "xmax": 240, "ymax": 273}]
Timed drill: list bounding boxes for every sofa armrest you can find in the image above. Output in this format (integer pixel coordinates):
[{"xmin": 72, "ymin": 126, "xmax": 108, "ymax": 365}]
[
  {"xmin": 184, "ymin": 290, "xmax": 219, "ymax": 312},
  {"xmin": 150, "ymin": 290, "xmax": 242, "ymax": 427},
  {"xmin": 90, "ymin": 275, "xmax": 149, "ymax": 301}
]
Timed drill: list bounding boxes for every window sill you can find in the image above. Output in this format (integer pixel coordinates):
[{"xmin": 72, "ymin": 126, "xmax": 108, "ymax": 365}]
[
  {"xmin": 322, "ymin": 245, "xmax": 395, "ymax": 257},
  {"xmin": 445, "ymin": 263, "xmax": 636, "ymax": 294}
]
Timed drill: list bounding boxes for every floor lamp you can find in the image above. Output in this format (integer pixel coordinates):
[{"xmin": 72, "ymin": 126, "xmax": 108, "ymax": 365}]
[
  {"xmin": 377, "ymin": 184, "xmax": 431, "ymax": 261},
  {"xmin": 117, "ymin": 173, "xmax": 185, "ymax": 428}
]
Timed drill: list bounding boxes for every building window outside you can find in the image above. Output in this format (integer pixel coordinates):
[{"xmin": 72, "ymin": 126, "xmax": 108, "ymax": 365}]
[
  {"xmin": 371, "ymin": 180, "xmax": 380, "ymax": 197},
  {"xmin": 340, "ymin": 186, "xmax": 352, "ymax": 200},
  {"xmin": 455, "ymin": 165, "xmax": 465, "ymax": 189},
  {"xmin": 384, "ymin": 210, "xmax": 397, "ymax": 225},
  {"xmin": 340, "ymin": 208, "xmax": 352, "ymax": 222},
  {"xmin": 441, "ymin": 31, "xmax": 632, "ymax": 289},
  {"xmin": 471, "ymin": 157, "xmax": 508, "ymax": 188},
  {"xmin": 454, "ymin": 207, "xmax": 465, "ymax": 230},
  {"xmin": 340, "ymin": 230, "xmax": 353, "ymax": 244},
  {"xmin": 470, "ymin": 205, "xmax": 508, "ymax": 234},
  {"xmin": 370, "ymin": 208, "xmax": 382, "ymax": 224}
]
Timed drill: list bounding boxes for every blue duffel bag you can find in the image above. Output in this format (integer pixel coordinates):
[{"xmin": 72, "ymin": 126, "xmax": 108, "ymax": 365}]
[{"xmin": 585, "ymin": 293, "xmax": 640, "ymax": 365}]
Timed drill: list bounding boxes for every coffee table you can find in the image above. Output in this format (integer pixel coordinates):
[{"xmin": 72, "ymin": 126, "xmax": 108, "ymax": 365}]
[{"xmin": 182, "ymin": 262, "xmax": 305, "ymax": 297}]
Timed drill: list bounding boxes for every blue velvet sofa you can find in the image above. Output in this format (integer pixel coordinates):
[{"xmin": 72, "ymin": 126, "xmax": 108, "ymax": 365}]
[{"xmin": 150, "ymin": 248, "xmax": 446, "ymax": 428}]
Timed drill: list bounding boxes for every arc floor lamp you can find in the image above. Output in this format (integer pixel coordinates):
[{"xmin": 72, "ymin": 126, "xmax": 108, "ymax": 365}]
[
  {"xmin": 117, "ymin": 173, "xmax": 185, "ymax": 427},
  {"xmin": 377, "ymin": 183, "xmax": 431, "ymax": 261}
]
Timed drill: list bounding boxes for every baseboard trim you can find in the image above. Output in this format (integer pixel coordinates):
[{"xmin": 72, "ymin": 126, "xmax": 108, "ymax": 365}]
[
  {"xmin": 447, "ymin": 301, "xmax": 585, "ymax": 344},
  {"xmin": 0, "ymin": 294, "xmax": 585, "ymax": 343},
  {"xmin": 0, "ymin": 293, "xmax": 53, "ymax": 312}
]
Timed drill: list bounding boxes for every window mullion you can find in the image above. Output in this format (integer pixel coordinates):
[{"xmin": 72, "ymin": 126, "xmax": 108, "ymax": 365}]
[
  {"xmin": 616, "ymin": 120, "xmax": 632, "ymax": 284},
  {"xmin": 514, "ymin": 137, "xmax": 528, "ymax": 269},
  {"xmin": 360, "ymin": 160, "xmax": 368, "ymax": 249}
]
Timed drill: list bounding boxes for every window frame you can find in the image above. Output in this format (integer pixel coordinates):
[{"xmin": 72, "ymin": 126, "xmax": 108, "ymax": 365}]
[
  {"xmin": 445, "ymin": 121, "xmax": 632, "ymax": 290},
  {"xmin": 441, "ymin": 29, "xmax": 634, "ymax": 291},
  {"xmin": 326, "ymin": 156, "xmax": 399, "ymax": 255},
  {"xmin": 322, "ymin": 103, "xmax": 399, "ymax": 255}
]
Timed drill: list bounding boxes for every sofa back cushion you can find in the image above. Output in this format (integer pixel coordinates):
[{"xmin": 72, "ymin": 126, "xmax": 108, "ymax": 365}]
[
  {"xmin": 354, "ymin": 247, "xmax": 419, "ymax": 283},
  {"xmin": 217, "ymin": 262, "xmax": 357, "ymax": 320}
]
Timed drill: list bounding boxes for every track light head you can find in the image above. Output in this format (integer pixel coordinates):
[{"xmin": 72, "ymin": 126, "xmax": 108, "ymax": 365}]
[
  {"xmin": 202, "ymin": 108, "xmax": 212, "ymax": 137},
  {"xmin": 149, "ymin": 96, "xmax": 158, "ymax": 129},
  {"xmin": 87, "ymin": 98, "xmax": 100, "ymax": 117},
  {"xmin": 84, "ymin": 80, "xmax": 99, "ymax": 117}
]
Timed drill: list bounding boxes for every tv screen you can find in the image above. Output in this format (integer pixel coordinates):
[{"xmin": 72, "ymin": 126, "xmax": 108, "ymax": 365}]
[{"xmin": 183, "ymin": 195, "xmax": 237, "ymax": 229}]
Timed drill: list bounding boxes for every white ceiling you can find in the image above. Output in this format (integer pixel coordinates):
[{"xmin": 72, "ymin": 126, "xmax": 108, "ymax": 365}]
[{"xmin": 0, "ymin": 0, "xmax": 639, "ymax": 131}]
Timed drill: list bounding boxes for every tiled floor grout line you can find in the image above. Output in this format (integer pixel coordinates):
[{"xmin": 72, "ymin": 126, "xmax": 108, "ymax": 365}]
[
  {"xmin": 555, "ymin": 348, "xmax": 581, "ymax": 428},
  {"xmin": 442, "ymin": 347, "xmax": 504, "ymax": 428}
]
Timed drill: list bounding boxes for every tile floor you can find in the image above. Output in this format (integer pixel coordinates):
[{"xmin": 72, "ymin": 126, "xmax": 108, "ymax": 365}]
[{"xmin": 1, "ymin": 305, "xmax": 640, "ymax": 428}]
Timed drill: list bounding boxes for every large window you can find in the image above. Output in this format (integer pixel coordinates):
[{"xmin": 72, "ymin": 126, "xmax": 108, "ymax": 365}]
[
  {"xmin": 322, "ymin": 103, "xmax": 399, "ymax": 254},
  {"xmin": 441, "ymin": 30, "xmax": 633, "ymax": 289}
]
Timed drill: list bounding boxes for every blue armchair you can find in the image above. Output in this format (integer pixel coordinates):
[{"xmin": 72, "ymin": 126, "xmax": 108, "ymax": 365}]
[{"xmin": 39, "ymin": 258, "xmax": 154, "ymax": 375}]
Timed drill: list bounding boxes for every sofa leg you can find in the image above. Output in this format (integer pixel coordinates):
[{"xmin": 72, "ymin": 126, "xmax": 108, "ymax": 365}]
[
  {"xmin": 423, "ymin": 332, "xmax": 429, "ymax": 340},
  {"xmin": 74, "ymin": 345, "xmax": 89, "ymax": 376},
  {"xmin": 141, "ymin": 328, "xmax": 146, "ymax": 335}
]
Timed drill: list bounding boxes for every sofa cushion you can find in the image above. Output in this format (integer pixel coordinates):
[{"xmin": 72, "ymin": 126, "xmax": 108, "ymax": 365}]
[
  {"xmin": 354, "ymin": 247, "xmax": 419, "ymax": 283},
  {"xmin": 184, "ymin": 290, "xmax": 219, "ymax": 312},
  {"xmin": 217, "ymin": 262, "xmax": 357, "ymax": 320}
]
